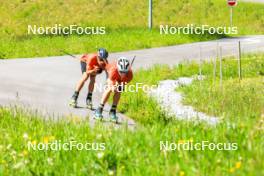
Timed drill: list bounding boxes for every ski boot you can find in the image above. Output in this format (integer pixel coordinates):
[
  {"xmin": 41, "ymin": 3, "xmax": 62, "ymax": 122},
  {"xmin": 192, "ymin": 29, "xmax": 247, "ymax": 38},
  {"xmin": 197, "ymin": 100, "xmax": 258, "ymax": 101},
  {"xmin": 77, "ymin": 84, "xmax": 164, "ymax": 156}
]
[
  {"xmin": 94, "ymin": 107, "xmax": 103, "ymax": 121},
  {"xmin": 109, "ymin": 110, "xmax": 118, "ymax": 123},
  {"xmin": 86, "ymin": 98, "xmax": 93, "ymax": 110}
]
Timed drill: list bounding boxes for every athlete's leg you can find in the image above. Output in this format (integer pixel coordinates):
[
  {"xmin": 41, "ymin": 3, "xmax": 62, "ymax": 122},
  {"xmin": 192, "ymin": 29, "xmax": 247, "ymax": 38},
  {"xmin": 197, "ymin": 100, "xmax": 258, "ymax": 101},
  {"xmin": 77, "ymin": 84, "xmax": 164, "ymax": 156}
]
[
  {"xmin": 69, "ymin": 63, "xmax": 89, "ymax": 107},
  {"xmin": 99, "ymin": 86, "xmax": 112, "ymax": 106},
  {"xmin": 71, "ymin": 73, "xmax": 89, "ymax": 101},
  {"xmin": 87, "ymin": 75, "xmax": 96, "ymax": 100},
  {"xmin": 109, "ymin": 84, "xmax": 123, "ymax": 122},
  {"xmin": 75, "ymin": 72, "xmax": 89, "ymax": 92},
  {"xmin": 80, "ymin": 61, "xmax": 86, "ymax": 74},
  {"xmin": 112, "ymin": 91, "xmax": 121, "ymax": 107},
  {"xmin": 86, "ymin": 75, "xmax": 96, "ymax": 108},
  {"xmin": 95, "ymin": 80, "xmax": 114, "ymax": 117}
]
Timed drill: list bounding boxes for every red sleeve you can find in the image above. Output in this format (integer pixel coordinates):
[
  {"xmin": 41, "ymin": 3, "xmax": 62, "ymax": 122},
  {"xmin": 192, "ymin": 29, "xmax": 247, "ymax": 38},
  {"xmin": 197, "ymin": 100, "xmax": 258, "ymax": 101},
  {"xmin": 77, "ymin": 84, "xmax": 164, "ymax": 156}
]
[
  {"xmin": 80, "ymin": 54, "xmax": 88, "ymax": 62},
  {"xmin": 125, "ymin": 70, "xmax": 133, "ymax": 83}
]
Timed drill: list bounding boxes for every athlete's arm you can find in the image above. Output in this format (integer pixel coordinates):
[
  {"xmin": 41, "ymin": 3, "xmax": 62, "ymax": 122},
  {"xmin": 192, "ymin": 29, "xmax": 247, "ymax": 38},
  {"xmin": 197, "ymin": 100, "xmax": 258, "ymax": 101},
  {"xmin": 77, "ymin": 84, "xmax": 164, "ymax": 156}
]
[
  {"xmin": 120, "ymin": 70, "xmax": 133, "ymax": 84},
  {"xmin": 86, "ymin": 67, "xmax": 100, "ymax": 75},
  {"xmin": 127, "ymin": 71, "xmax": 133, "ymax": 83}
]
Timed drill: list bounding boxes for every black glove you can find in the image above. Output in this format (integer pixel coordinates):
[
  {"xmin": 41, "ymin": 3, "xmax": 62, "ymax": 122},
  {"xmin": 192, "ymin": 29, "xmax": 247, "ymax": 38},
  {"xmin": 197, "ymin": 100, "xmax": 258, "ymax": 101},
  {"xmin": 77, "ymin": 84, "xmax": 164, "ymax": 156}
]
[{"xmin": 97, "ymin": 68, "xmax": 103, "ymax": 74}]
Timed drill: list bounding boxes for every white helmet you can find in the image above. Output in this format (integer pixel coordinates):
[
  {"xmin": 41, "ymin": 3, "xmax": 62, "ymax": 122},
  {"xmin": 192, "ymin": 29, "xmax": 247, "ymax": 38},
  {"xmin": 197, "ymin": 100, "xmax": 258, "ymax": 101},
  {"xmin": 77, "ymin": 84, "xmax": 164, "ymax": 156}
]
[{"xmin": 117, "ymin": 57, "xmax": 130, "ymax": 73}]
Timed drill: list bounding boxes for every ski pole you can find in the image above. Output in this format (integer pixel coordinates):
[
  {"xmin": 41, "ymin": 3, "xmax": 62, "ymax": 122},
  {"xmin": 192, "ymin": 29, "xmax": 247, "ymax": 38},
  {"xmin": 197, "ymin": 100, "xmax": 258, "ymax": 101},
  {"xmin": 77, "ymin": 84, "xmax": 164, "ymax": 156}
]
[
  {"xmin": 60, "ymin": 50, "xmax": 77, "ymax": 58},
  {"xmin": 131, "ymin": 55, "xmax": 136, "ymax": 66}
]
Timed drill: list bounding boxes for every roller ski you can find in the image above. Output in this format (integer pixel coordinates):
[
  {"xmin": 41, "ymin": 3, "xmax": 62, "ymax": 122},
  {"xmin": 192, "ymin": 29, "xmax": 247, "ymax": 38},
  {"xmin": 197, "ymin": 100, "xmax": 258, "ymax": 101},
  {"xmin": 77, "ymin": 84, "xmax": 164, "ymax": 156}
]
[
  {"xmin": 86, "ymin": 98, "xmax": 93, "ymax": 110},
  {"xmin": 109, "ymin": 110, "xmax": 118, "ymax": 124},
  {"xmin": 69, "ymin": 92, "xmax": 78, "ymax": 108},
  {"xmin": 94, "ymin": 107, "xmax": 103, "ymax": 121},
  {"xmin": 69, "ymin": 98, "xmax": 77, "ymax": 108}
]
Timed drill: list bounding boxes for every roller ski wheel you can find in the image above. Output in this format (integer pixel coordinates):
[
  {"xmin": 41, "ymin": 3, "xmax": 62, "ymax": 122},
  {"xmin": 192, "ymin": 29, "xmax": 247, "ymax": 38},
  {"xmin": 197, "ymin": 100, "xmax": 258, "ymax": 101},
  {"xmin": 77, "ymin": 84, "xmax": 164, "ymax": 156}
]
[
  {"xmin": 69, "ymin": 99, "xmax": 77, "ymax": 108},
  {"xmin": 86, "ymin": 99, "xmax": 93, "ymax": 110}
]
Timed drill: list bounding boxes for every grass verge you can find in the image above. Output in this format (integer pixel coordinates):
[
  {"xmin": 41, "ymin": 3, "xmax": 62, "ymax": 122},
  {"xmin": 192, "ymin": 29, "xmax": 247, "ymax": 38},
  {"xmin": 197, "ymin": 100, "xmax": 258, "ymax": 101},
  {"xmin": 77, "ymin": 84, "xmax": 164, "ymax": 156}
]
[
  {"xmin": 0, "ymin": 0, "xmax": 263, "ymax": 58},
  {"xmin": 0, "ymin": 28, "xmax": 223, "ymax": 59}
]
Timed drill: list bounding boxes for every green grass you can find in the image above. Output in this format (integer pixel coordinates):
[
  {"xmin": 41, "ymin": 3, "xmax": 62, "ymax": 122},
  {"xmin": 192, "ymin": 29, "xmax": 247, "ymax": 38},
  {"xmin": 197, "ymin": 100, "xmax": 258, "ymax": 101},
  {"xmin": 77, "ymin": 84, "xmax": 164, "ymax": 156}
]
[
  {"xmin": 120, "ymin": 54, "xmax": 264, "ymax": 123},
  {"xmin": 0, "ymin": 108, "xmax": 252, "ymax": 176},
  {"xmin": 1, "ymin": 54, "xmax": 263, "ymax": 175},
  {"xmin": 0, "ymin": 0, "xmax": 263, "ymax": 58},
  {"xmin": 0, "ymin": 28, "xmax": 222, "ymax": 59}
]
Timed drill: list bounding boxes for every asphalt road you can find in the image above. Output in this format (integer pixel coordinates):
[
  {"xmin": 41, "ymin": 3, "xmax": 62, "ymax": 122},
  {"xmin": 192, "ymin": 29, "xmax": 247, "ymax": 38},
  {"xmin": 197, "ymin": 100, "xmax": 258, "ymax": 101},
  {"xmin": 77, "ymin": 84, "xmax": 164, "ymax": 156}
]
[{"xmin": 0, "ymin": 35, "xmax": 264, "ymax": 126}]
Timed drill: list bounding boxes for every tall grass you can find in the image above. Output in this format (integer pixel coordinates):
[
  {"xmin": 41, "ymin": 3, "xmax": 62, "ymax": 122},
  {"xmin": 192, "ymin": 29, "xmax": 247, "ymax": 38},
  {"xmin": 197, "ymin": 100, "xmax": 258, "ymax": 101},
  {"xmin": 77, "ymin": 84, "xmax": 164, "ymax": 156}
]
[
  {"xmin": 1, "ymin": 0, "xmax": 263, "ymax": 36},
  {"xmin": 0, "ymin": 28, "xmax": 222, "ymax": 59},
  {"xmin": 0, "ymin": 0, "xmax": 263, "ymax": 58}
]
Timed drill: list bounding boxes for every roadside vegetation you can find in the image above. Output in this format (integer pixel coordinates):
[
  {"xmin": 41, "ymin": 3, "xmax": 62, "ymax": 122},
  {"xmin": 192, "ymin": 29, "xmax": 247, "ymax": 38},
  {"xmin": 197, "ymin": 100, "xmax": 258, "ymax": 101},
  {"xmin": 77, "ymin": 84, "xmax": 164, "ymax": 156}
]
[
  {"xmin": 0, "ymin": 0, "xmax": 263, "ymax": 58},
  {"xmin": 1, "ymin": 53, "xmax": 263, "ymax": 175}
]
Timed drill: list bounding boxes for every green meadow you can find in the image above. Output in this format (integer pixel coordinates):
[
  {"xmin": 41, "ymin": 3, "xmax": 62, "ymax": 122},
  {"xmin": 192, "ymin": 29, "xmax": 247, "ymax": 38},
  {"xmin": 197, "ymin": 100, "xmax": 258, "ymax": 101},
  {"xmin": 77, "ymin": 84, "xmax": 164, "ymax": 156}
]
[{"xmin": 0, "ymin": 0, "xmax": 263, "ymax": 58}]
